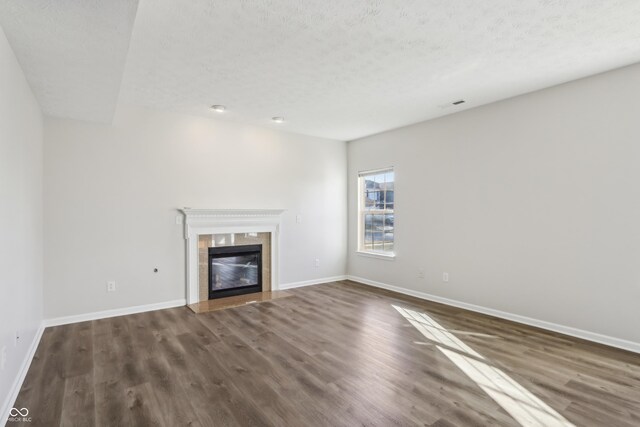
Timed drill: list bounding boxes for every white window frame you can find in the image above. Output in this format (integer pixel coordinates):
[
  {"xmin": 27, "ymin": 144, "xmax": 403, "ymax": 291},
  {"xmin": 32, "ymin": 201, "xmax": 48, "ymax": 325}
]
[{"xmin": 357, "ymin": 167, "xmax": 395, "ymax": 259}]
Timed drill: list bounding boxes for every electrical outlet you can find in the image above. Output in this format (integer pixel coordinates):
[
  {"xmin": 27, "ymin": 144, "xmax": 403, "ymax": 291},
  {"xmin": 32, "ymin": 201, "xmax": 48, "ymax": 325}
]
[
  {"xmin": 417, "ymin": 268, "xmax": 425, "ymax": 279},
  {"xmin": 107, "ymin": 280, "xmax": 116, "ymax": 292},
  {"xmin": 175, "ymin": 215, "xmax": 183, "ymax": 225},
  {"xmin": 442, "ymin": 272, "xmax": 449, "ymax": 282},
  {"xmin": 296, "ymin": 214, "xmax": 303, "ymax": 224},
  {"xmin": 314, "ymin": 258, "xmax": 320, "ymax": 267},
  {"xmin": 0, "ymin": 345, "xmax": 6, "ymax": 371}
]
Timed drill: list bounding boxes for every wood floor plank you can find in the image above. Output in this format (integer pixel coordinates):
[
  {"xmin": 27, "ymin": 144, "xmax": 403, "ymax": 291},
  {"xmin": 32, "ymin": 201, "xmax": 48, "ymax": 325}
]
[
  {"xmin": 15, "ymin": 326, "xmax": 69, "ymax": 427},
  {"xmin": 60, "ymin": 373, "xmax": 95, "ymax": 427},
  {"xmin": 122, "ymin": 382, "xmax": 165, "ymax": 426},
  {"xmin": 142, "ymin": 356, "xmax": 203, "ymax": 427},
  {"xmin": 12, "ymin": 280, "xmax": 640, "ymax": 426}
]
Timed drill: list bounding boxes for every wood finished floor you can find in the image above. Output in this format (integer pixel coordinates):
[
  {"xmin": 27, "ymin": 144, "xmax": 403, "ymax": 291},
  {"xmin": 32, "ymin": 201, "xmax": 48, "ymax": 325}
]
[{"xmin": 12, "ymin": 281, "xmax": 640, "ymax": 426}]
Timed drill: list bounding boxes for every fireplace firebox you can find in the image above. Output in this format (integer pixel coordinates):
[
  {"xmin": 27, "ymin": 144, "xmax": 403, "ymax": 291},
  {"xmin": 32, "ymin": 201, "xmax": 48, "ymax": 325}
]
[{"xmin": 208, "ymin": 244, "xmax": 262, "ymax": 299}]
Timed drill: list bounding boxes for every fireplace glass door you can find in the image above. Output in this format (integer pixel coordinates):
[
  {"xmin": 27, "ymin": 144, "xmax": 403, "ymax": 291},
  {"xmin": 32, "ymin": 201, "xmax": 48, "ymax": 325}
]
[{"xmin": 208, "ymin": 244, "xmax": 262, "ymax": 299}]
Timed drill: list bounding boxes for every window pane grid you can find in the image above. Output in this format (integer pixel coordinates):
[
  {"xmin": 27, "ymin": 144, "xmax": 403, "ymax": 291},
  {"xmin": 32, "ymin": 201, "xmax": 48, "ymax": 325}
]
[{"xmin": 359, "ymin": 168, "xmax": 394, "ymax": 255}]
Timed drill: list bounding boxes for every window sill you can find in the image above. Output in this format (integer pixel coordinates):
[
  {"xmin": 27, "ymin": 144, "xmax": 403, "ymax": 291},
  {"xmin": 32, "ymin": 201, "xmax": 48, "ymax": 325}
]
[{"xmin": 356, "ymin": 251, "xmax": 396, "ymax": 261}]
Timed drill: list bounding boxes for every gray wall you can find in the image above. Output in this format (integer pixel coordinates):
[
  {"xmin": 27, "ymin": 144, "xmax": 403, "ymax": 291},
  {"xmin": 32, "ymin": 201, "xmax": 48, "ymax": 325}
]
[
  {"xmin": 44, "ymin": 105, "xmax": 347, "ymax": 319},
  {"xmin": 348, "ymin": 63, "xmax": 640, "ymax": 346},
  {"xmin": 0, "ymin": 26, "xmax": 43, "ymax": 416}
]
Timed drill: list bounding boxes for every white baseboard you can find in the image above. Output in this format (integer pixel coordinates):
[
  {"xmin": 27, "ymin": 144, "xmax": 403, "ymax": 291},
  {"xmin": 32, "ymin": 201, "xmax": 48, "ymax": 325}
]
[
  {"xmin": 347, "ymin": 275, "xmax": 640, "ymax": 354},
  {"xmin": 44, "ymin": 299, "xmax": 187, "ymax": 327},
  {"xmin": 1, "ymin": 322, "xmax": 45, "ymax": 423},
  {"xmin": 278, "ymin": 275, "xmax": 347, "ymax": 290}
]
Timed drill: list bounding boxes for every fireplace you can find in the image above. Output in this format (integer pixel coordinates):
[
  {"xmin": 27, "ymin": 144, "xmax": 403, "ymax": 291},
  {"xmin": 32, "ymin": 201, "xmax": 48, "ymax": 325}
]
[
  {"xmin": 180, "ymin": 208, "xmax": 284, "ymax": 305},
  {"xmin": 208, "ymin": 244, "xmax": 262, "ymax": 299}
]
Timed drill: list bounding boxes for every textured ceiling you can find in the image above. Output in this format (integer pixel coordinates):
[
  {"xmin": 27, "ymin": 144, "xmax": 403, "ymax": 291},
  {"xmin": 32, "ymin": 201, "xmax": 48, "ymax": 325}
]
[
  {"xmin": 0, "ymin": 0, "xmax": 139, "ymax": 122},
  {"xmin": 3, "ymin": 1, "xmax": 640, "ymax": 139}
]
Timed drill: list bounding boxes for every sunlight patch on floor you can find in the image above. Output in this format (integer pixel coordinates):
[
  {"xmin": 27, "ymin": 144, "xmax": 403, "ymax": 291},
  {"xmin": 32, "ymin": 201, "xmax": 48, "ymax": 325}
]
[{"xmin": 393, "ymin": 305, "xmax": 574, "ymax": 427}]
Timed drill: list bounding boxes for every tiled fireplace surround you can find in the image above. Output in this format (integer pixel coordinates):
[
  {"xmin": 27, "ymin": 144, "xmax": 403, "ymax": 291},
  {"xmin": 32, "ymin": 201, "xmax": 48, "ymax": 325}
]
[
  {"xmin": 181, "ymin": 209, "xmax": 284, "ymax": 304},
  {"xmin": 198, "ymin": 232, "xmax": 271, "ymax": 301}
]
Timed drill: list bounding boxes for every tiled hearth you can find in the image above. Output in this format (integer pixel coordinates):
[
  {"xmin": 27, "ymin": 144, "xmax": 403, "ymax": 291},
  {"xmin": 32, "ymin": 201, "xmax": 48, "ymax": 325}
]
[{"xmin": 187, "ymin": 290, "xmax": 293, "ymax": 314}]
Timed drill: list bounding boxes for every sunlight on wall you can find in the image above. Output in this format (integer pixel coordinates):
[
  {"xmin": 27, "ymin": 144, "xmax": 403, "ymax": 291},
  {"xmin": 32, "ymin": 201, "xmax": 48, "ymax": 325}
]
[{"xmin": 392, "ymin": 305, "xmax": 574, "ymax": 427}]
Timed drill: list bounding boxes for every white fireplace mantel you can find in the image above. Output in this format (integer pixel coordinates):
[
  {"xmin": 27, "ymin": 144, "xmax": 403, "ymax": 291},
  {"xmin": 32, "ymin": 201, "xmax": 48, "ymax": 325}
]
[{"xmin": 180, "ymin": 208, "xmax": 285, "ymax": 304}]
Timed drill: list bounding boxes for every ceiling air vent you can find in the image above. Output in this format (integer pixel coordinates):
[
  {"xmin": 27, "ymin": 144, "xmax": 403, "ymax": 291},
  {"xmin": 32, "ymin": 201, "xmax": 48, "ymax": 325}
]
[{"xmin": 452, "ymin": 100, "xmax": 465, "ymax": 105}]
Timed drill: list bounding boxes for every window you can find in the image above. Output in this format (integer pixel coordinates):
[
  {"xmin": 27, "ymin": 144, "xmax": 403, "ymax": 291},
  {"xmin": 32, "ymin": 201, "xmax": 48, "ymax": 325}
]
[{"xmin": 358, "ymin": 168, "xmax": 394, "ymax": 256}]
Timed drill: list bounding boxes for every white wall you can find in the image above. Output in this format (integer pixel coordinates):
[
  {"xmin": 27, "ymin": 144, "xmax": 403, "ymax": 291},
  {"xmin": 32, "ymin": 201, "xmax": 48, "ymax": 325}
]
[
  {"xmin": 44, "ymin": 105, "xmax": 347, "ymax": 319},
  {"xmin": 348, "ymin": 63, "xmax": 640, "ymax": 346},
  {"xmin": 0, "ymin": 27, "xmax": 44, "ymax": 417}
]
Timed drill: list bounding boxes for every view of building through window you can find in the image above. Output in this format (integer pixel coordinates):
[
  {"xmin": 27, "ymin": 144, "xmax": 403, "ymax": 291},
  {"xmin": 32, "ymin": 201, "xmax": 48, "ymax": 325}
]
[{"xmin": 359, "ymin": 168, "xmax": 394, "ymax": 254}]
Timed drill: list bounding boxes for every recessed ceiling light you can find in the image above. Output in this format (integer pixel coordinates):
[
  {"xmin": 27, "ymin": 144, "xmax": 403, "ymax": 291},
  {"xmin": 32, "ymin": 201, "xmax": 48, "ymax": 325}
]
[
  {"xmin": 452, "ymin": 100, "xmax": 465, "ymax": 105},
  {"xmin": 210, "ymin": 104, "xmax": 226, "ymax": 112},
  {"xmin": 272, "ymin": 116, "xmax": 285, "ymax": 123}
]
